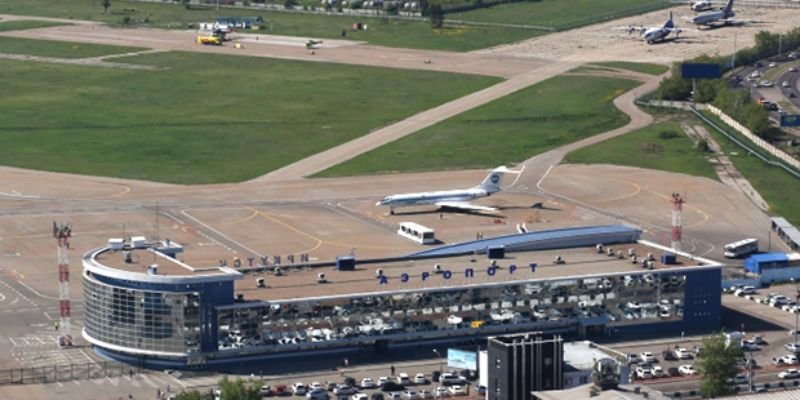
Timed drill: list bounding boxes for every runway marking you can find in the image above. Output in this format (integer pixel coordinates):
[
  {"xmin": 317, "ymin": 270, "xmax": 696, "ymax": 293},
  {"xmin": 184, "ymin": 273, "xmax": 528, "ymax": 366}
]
[
  {"xmin": 590, "ymin": 178, "xmax": 642, "ymax": 203},
  {"xmin": 0, "ymin": 279, "xmax": 38, "ymax": 306},
  {"xmin": 101, "ymin": 184, "xmax": 131, "ymax": 199},
  {"xmin": 180, "ymin": 209, "xmax": 262, "ymax": 256},
  {"xmin": 214, "ymin": 208, "xmax": 259, "ymax": 226},
  {"xmin": 249, "ymin": 207, "xmax": 324, "ymax": 254}
]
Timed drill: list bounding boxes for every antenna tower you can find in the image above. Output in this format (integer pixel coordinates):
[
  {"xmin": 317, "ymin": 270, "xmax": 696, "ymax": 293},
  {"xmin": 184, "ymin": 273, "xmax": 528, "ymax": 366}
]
[
  {"xmin": 53, "ymin": 222, "xmax": 73, "ymax": 347},
  {"xmin": 670, "ymin": 193, "xmax": 685, "ymax": 252}
]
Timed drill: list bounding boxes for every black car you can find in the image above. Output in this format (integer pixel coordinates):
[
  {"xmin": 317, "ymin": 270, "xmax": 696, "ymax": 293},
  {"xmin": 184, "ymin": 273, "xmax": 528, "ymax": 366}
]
[
  {"xmin": 431, "ymin": 371, "xmax": 441, "ymax": 382},
  {"xmin": 343, "ymin": 377, "xmax": 357, "ymax": 388},
  {"xmin": 380, "ymin": 382, "xmax": 405, "ymax": 392},
  {"xmin": 371, "ymin": 394, "xmax": 385, "ymax": 400},
  {"xmin": 662, "ymin": 350, "xmax": 677, "ymax": 361},
  {"xmin": 667, "ymin": 367, "xmax": 681, "ymax": 377}
]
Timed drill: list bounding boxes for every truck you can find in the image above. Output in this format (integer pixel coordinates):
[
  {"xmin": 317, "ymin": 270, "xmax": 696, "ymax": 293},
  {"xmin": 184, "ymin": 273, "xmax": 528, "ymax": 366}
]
[{"xmin": 725, "ymin": 331, "xmax": 744, "ymax": 348}]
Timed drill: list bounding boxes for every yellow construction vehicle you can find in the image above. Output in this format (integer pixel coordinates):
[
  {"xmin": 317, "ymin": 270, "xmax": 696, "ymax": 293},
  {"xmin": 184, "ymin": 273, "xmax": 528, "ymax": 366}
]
[{"xmin": 196, "ymin": 32, "xmax": 222, "ymax": 45}]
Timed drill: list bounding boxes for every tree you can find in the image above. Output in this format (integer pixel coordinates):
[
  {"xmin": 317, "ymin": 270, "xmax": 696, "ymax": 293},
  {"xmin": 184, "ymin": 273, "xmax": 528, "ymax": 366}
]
[
  {"xmin": 429, "ymin": 4, "xmax": 444, "ymax": 29},
  {"xmin": 174, "ymin": 390, "xmax": 211, "ymax": 400},
  {"xmin": 697, "ymin": 333, "xmax": 743, "ymax": 398},
  {"xmin": 218, "ymin": 376, "xmax": 263, "ymax": 400},
  {"xmin": 102, "ymin": 0, "xmax": 111, "ymax": 14}
]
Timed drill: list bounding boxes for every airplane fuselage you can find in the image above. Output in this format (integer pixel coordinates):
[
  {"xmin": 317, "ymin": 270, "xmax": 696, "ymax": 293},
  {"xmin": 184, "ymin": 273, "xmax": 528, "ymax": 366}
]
[
  {"xmin": 378, "ymin": 188, "xmax": 489, "ymax": 208},
  {"xmin": 692, "ymin": 10, "xmax": 734, "ymax": 25},
  {"xmin": 643, "ymin": 28, "xmax": 669, "ymax": 43}
]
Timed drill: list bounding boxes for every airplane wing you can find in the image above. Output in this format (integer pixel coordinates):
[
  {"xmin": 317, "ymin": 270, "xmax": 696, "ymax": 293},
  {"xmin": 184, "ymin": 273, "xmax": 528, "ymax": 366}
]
[{"xmin": 435, "ymin": 201, "xmax": 499, "ymax": 213}]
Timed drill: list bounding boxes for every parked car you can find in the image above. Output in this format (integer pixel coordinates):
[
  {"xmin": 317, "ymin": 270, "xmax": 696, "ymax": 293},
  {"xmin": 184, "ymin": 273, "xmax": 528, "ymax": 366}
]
[
  {"xmin": 667, "ymin": 367, "xmax": 680, "ymax": 377},
  {"xmin": 413, "ymin": 373, "xmax": 427, "ymax": 385},
  {"xmin": 662, "ymin": 350, "xmax": 677, "ymax": 361},
  {"xmin": 361, "ymin": 378, "xmax": 376, "ymax": 389},
  {"xmin": 678, "ymin": 365, "xmax": 697, "ymax": 375},
  {"xmin": 370, "ymin": 394, "xmax": 385, "ymax": 400},
  {"xmin": 675, "ymin": 348, "xmax": 692, "ymax": 360},
  {"xmin": 640, "ymin": 352, "xmax": 656, "ymax": 363},
  {"xmin": 447, "ymin": 386, "xmax": 466, "ymax": 396},
  {"xmin": 785, "ymin": 343, "xmax": 800, "ymax": 353},
  {"xmin": 475, "ymin": 386, "xmax": 486, "ymax": 395},
  {"xmin": 334, "ymin": 386, "xmax": 358, "ymax": 396},
  {"xmin": 275, "ymin": 384, "xmax": 289, "ymax": 396},
  {"xmin": 402, "ymin": 390, "xmax": 419, "ymax": 400},
  {"xmin": 385, "ymin": 393, "xmax": 402, "ymax": 400},
  {"xmin": 378, "ymin": 377, "xmax": 390, "ymax": 386},
  {"xmin": 352, "ymin": 395, "xmax": 369, "ymax": 400},
  {"xmin": 753, "ymin": 335, "xmax": 767, "ymax": 345},
  {"xmin": 262, "ymin": 385, "xmax": 275, "ymax": 397},
  {"xmin": 397, "ymin": 373, "xmax": 411, "ymax": 385},
  {"xmin": 433, "ymin": 387, "xmax": 448, "ymax": 398},
  {"xmin": 418, "ymin": 390, "xmax": 433, "ymax": 399},
  {"xmin": 626, "ymin": 354, "xmax": 642, "ymax": 364},
  {"xmin": 293, "ymin": 383, "xmax": 308, "ymax": 396},
  {"xmin": 779, "ymin": 369, "xmax": 800, "ymax": 379},
  {"xmin": 381, "ymin": 382, "xmax": 406, "ymax": 393},
  {"xmin": 651, "ymin": 365, "xmax": 664, "ymax": 378},
  {"xmin": 729, "ymin": 374, "xmax": 748, "ymax": 384},
  {"xmin": 635, "ymin": 366, "xmax": 653, "ymax": 379},
  {"xmin": 310, "ymin": 383, "xmax": 324, "ymax": 391},
  {"xmin": 307, "ymin": 389, "xmax": 330, "ymax": 400}
]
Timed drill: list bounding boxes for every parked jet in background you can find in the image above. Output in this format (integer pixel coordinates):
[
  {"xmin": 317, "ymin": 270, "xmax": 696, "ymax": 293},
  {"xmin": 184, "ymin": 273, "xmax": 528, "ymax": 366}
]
[
  {"xmin": 376, "ymin": 166, "xmax": 523, "ymax": 214},
  {"xmin": 621, "ymin": 12, "xmax": 683, "ymax": 44},
  {"xmin": 688, "ymin": 0, "xmax": 737, "ymax": 26}
]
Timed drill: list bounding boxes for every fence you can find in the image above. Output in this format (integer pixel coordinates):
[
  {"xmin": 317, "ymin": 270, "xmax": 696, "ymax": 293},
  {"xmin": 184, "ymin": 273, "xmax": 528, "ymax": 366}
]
[
  {"xmin": 705, "ymin": 104, "xmax": 800, "ymax": 172},
  {"xmin": 0, "ymin": 361, "xmax": 143, "ymax": 386}
]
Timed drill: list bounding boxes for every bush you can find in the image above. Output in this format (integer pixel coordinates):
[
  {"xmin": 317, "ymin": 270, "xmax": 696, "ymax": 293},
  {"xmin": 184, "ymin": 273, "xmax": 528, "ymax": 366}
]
[
  {"xmin": 658, "ymin": 130, "xmax": 680, "ymax": 140},
  {"xmin": 121, "ymin": 16, "xmax": 131, "ymax": 24}
]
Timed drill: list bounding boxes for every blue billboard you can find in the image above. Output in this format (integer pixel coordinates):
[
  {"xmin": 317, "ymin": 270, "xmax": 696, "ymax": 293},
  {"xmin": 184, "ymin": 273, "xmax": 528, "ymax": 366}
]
[
  {"xmin": 780, "ymin": 115, "xmax": 800, "ymax": 127},
  {"xmin": 448, "ymin": 349, "xmax": 477, "ymax": 371},
  {"xmin": 681, "ymin": 63, "xmax": 721, "ymax": 79}
]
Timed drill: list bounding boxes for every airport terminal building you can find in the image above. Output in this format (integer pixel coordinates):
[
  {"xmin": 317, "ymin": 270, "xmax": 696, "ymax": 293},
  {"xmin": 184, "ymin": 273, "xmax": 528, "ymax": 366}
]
[{"xmin": 81, "ymin": 226, "xmax": 723, "ymax": 370}]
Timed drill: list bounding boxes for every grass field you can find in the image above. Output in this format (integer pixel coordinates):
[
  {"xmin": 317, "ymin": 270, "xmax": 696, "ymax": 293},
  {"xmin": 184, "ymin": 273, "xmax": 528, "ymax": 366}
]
[
  {"xmin": 588, "ymin": 61, "xmax": 669, "ymax": 75},
  {"xmin": 699, "ymin": 112, "xmax": 800, "ymax": 225},
  {"xmin": 316, "ymin": 75, "xmax": 638, "ymax": 177},
  {"xmin": 563, "ymin": 121, "xmax": 717, "ymax": 180},
  {"xmin": 0, "ymin": 36, "xmax": 144, "ymax": 58},
  {"xmin": 0, "ymin": 0, "xmax": 540, "ymax": 51},
  {"xmin": 0, "ymin": 50, "xmax": 498, "ymax": 184},
  {"xmin": 451, "ymin": 0, "xmax": 669, "ymax": 28},
  {"xmin": 0, "ymin": 19, "xmax": 68, "ymax": 32}
]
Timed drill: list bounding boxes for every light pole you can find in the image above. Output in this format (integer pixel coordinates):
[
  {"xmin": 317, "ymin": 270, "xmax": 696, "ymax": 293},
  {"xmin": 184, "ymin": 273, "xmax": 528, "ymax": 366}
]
[
  {"xmin": 433, "ymin": 349, "xmax": 443, "ymax": 374},
  {"xmin": 433, "ymin": 349, "xmax": 443, "ymax": 400}
]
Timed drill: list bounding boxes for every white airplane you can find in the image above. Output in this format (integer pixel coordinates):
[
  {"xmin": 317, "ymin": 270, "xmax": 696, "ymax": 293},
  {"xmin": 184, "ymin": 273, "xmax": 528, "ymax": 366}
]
[
  {"xmin": 375, "ymin": 166, "xmax": 523, "ymax": 214},
  {"xmin": 689, "ymin": 0, "xmax": 713, "ymax": 12},
  {"xmin": 688, "ymin": 0, "xmax": 737, "ymax": 26},
  {"xmin": 623, "ymin": 12, "xmax": 683, "ymax": 44}
]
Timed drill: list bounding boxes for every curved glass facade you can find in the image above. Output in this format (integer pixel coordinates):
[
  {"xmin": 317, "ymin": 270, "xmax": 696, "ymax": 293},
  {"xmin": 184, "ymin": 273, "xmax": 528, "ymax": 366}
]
[{"xmin": 83, "ymin": 271, "xmax": 202, "ymax": 355}]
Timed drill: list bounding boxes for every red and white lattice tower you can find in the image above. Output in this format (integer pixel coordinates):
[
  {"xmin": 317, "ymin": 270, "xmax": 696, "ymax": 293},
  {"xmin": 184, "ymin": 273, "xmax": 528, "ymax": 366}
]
[
  {"xmin": 670, "ymin": 193, "xmax": 685, "ymax": 252},
  {"xmin": 53, "ymin": 222, "xmax": 73, "ymax": 347}
]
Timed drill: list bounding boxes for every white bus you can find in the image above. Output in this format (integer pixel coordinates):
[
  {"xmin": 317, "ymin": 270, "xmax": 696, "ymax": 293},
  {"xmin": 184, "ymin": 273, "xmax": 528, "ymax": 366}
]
[
  {"xmin": 724, "ymin": 238, "xmax": 759, "ymax": 258},
  {"xmin": 397, "ymin": 222, "xmax": 435, "ymax": 245}
]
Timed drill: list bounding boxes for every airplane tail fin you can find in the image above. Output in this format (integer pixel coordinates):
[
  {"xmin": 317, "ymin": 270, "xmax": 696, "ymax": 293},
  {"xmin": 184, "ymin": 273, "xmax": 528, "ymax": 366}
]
[
  {"xmin": 665, "ymin": 11, "xmax": 675, "ymax": 29},
  {"xmin": 724, "ymin": 0, "xmax": 734, "ymax": 13},
  {"xmin": 477, "ymin": 166, "xmax": 524, "ymax": 194}
]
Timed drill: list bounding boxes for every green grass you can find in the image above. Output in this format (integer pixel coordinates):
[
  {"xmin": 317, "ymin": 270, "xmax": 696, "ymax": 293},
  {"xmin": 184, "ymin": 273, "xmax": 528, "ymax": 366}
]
[
  {"xmin": 698, "ymin": 112, "xmax": 800, "ymax": 225},
  {"xmin": 0, "ymin": 0, "xmax": 541, "ymax": 51},
  {"xmin": 0, "ymin": 36, "xmax": 145, "ymax": 58},
  {"xmin": 589, "ymin": 61, "xmax": 669, "ymax": 76},
  {"xmin": 316, "ymin": 75, "xmax": 638, "ymax": 177},
  {"xmin": 0, "ymin": 51, "xmax": 499, "ymax": 184},
  {"xmin": 563, "ymin": 121, "xmax": 718, "ymax": 180},
  {"xmin": 450, "ymin": 0, "xmax": 669, "ymax": 29},
  {"xmin": 0, "ymin": 19, "xmax": 68, "ymax": 31}
]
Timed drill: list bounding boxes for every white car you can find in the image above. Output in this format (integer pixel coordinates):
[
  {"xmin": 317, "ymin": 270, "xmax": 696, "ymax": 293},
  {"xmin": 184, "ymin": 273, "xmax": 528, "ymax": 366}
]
[
  {"xmin": 675, "ymin": 348, "xmax": 692, "ymax": 359},
  {"xmin": 418, "ymin": 390, "xmax": 433, "ymax": 399},
  {"xmin": 352, "ymin": 395, "xmax": 369, "ymax": 400},
  {"xmin": 635, "ymin": 366, "xmax": 653, "ymax": 379},
  {"xmin": 307, "ymin": 390, "xmax": 329, "ymax": 400},
  {"xmin": 447, "ymin": 386, "xmax": 466, "ymax": 396},
  {"xmin": 434, "ymin": 387, "xmax": 449, "ymax": 398},
  {"xmin": 783, "ymin": 354, "xmax": 799, "ymax": 364},
  {"xmin": 626, "ymin": 301, "xmax": 642, "ymax": 310},
  {"xmin": 679, "ymin": 365, "xmax": 697, "ymax": 375},
  {"xmin": 780, "ymin": 369, "xmax": 800, "ymax": 379},
  {"xmin": 759, "ymin": 80, "xmax": 774, "ymax": 87},
  {"xmin": 378, "ymin": 377, "xmax": 389, "ymax": 386},
  {"xmin": 402, "ymin": 390, "xmax": 419, "ymax": 400},
  {"xmin": 293, "ymin": 383, "xmax": 308, "ymax": 396},
  {"xmin": 310, "ymin": 382, "xmax": 324, "ymax": 391},
  {"xmin": 769, "ymin": 62, "xmax": 778, "ymax": 68},
  {"xmin": 397, "ymin": 373, "xmax": 411, "ymax": 385},
  {"xmin": 386, "ymin": 393, "xmax": 402, "ymax": 400},
  {"xmin": 446, "ymin": 315, "xmax": 463, "ymax": 325},
  {"xmin": 784, "ymin": 81, "xmax": 791, "ymax": 88},
  {"xmin": 413, "ymin": 373, "xmax": 426, "ymax": 384},
  {"xmin": 640, "ymin": 352, "xmax": 656, "ymax": 363},
  {"xmin": 651, "ymin": 365, "xmax": 664, "ymax": 378},
  {"xmin": 361, "ymin": 378, "xmax": 376, "ymax": 389}
]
